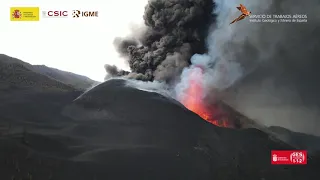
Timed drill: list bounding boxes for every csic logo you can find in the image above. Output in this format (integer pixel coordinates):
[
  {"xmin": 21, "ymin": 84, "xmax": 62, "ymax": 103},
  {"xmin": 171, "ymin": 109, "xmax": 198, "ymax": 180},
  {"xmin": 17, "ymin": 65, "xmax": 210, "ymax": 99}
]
[
  {"xmin": 42, "ymin": 10, "xmax": 68, "ymax": 18},
  {"xmin": 72, "ymin": 10, "xmax": 98, "ymax": 18}
]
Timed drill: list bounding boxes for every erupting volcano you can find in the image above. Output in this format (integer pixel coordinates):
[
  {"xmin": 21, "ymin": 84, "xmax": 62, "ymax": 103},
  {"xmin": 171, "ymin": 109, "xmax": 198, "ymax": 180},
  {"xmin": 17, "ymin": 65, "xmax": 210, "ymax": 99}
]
[{"xmin": 179, "ymin": 66, "xmax": 232, "ymax": 128}]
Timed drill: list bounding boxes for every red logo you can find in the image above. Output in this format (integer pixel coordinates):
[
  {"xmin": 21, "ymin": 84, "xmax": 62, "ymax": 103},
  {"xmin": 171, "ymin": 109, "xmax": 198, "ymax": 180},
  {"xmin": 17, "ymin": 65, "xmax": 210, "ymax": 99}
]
[
  {"xmin": 271, "ymin": 150, "xmax": 307, "ymax": 165},
  {"xmin": 12, "ymin": 10, "xmax": 22, "ymax": 19}
]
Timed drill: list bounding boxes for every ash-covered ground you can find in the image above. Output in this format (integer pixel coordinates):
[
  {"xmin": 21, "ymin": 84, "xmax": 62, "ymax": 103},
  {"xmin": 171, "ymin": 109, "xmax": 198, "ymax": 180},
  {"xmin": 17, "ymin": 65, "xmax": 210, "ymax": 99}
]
[{"xmin": 0, "ymin": 73, "xmax": 320, "ymax": 179}]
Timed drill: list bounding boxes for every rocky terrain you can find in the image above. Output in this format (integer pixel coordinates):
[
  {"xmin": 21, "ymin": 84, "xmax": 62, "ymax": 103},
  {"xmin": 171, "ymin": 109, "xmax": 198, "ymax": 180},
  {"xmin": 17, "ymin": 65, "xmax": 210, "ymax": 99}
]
[{"xmin": 0, "ymin": 56, "xmax": 319, "ymax": 180}]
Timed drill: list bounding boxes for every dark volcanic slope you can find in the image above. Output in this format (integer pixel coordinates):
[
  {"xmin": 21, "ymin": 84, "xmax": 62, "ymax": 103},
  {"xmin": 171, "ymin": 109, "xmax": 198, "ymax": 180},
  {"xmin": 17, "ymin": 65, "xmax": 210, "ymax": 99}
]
[
  {"xmin": 0, "ymin": 54, "xmax": 83, "ymax": 129},
  {"xmin": 0, "ymin": 56, "xmax": 74, "ymax": 91},
  {"xmin": 0, "ymin": 78, "xmax": 319, "ymax": 180},
  {"xmin": 0, "ymin": 54, "xmax": 96, "ymax": 90},
  {"xmin": 33, "ymin": 65, "xmax": 97, "ymax": 90}
]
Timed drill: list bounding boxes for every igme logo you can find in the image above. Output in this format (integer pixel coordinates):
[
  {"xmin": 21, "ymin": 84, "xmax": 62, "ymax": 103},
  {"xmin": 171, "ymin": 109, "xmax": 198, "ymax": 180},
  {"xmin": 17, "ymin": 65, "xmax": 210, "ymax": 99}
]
[
  {"xmin": 72, "ymin": 10, "xmax": 80, "ymax": 18},
  {"xmin": 72, "ymin": 10, "xmax": 98, "ymax": 18}
]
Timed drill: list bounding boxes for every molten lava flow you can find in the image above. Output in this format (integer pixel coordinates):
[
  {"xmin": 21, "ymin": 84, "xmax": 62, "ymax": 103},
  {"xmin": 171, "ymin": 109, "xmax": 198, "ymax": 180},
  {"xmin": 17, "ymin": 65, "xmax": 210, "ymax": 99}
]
[{"xmin": 180, "ymin": 67, "xmax": 232, "ymax": 127}]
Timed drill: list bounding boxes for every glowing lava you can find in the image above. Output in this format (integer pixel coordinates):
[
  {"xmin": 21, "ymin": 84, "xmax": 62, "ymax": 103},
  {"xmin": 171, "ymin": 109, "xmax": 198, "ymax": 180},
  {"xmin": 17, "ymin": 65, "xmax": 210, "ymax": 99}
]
[{"xmin": 180, "ymin": 66, "xmax": 231, "ymax": 127}]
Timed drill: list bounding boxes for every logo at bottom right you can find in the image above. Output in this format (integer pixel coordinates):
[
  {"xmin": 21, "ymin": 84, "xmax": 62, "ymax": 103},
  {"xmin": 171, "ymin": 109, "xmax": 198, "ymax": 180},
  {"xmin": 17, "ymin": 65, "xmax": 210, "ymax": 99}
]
[{"xmin": 271, "ymin": 150, "xmax": 307, "ymax": 165}]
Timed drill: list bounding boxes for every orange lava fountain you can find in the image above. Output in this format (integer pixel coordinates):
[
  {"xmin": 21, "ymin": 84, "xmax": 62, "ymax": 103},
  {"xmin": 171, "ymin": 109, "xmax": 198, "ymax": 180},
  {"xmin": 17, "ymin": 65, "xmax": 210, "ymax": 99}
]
[{"xmin": 180, "ymin": 66, "xmax": 231, "ymax": 127}]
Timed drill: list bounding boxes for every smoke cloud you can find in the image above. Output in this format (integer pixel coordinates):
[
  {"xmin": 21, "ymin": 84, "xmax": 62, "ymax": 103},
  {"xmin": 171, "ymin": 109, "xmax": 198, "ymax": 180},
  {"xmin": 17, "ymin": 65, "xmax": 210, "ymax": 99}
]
[
  {"xmin": 104, "ymin": 64, "xmax": 129, "ymax": 80},
  {"xmin": 109, "ymin": 0, "xmax": 215, "ymax": 82},
  {"xmin": 106, "ymin": 0, "xmax": 319, "ymax": 135},
  {"xmin": 225, "ymin": 0, "xmax": 320, "ymax": 135},
  {"xmin": 176, "ymin": 0, "xmax": 320, "ymax": 135}
]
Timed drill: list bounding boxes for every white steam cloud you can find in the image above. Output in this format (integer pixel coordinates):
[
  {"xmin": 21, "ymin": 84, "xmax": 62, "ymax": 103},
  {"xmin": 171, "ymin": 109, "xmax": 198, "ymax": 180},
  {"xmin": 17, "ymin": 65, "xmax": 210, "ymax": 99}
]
[
  {"xmin": 175, "ymin": 0, "xmax": 267, "ymax": 101},
  {"xmin": 175, "ymin": 0, "xmax": 320, "ymax": 135}
]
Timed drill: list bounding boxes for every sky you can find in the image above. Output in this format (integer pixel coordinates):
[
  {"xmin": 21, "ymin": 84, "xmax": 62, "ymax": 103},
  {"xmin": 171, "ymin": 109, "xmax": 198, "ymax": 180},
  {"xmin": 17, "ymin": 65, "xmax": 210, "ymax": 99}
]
[{"xmin": 0, "ymin": 0, "xmax": 148, "ymax": 81}]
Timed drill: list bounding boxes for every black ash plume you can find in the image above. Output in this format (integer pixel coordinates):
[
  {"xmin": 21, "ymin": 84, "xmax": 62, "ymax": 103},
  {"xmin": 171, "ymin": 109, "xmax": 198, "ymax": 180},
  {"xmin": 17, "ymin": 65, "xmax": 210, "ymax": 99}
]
[{"xmin": 107, "ymin": 0, "xmax": 216, "ymax": 82}]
